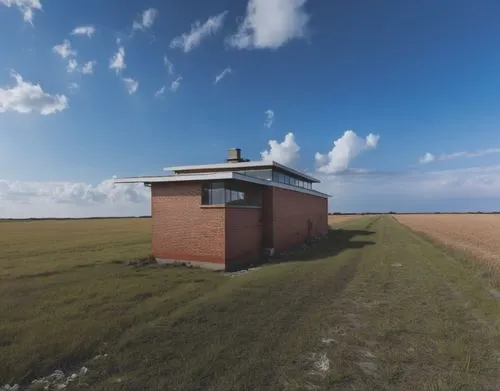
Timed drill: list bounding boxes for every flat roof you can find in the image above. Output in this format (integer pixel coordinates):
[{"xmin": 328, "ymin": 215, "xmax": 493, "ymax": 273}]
[
  {"xmin": 114, "ymin": 171, "xmax": 330, "ymax": 198},
  {"xmin": 163, "ymin": 160, "xmax": 320, "ymax": 183}
]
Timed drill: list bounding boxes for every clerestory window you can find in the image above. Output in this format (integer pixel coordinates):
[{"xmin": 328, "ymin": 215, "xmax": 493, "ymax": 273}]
[{"xmin": 201, "ymin": 181, "xmax": 262, "ymax": 206}]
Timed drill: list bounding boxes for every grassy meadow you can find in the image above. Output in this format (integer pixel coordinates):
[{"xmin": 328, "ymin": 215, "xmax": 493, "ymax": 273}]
[{"xmin": 1, "ymin": 216, "xmax": 500, "ymax": 390}]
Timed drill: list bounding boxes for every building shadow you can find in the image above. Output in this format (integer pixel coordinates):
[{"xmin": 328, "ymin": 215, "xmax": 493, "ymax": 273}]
[{"xmin": 266, "ymin": 228, "xmax": 376, "ymax": 265}]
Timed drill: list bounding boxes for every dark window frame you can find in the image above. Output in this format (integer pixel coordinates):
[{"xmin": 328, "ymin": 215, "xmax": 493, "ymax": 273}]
[{"xmin": 201, "ymin": 181, "xmax": 262, "ymax": 207}]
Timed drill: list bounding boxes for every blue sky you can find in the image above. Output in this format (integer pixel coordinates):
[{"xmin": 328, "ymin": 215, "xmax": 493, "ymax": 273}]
[{"xmin": 1, "ymin": 0, "xmax": 500, "ymax": 217}]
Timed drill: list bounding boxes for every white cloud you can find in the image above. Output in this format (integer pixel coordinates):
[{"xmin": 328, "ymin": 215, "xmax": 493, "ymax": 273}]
[
  {"xmin": 71, "ymin": 25, "xmax": 95, "ymax": 38},
  {"xmin": 52, "ymin": 39, "xmax": 76, "ymax": 59},
  {"xmin": 68, "ymin": 82, "xmax": 79, "ymax": 93},
  {"xmin": 154, "ymin": 85, "xmax": 166, "ymax": 98},
  {"xmin": 66, "ymin": 59, "xmax": 96, "ymax": 75},
  {"xmin": 419, "ymin": 152, "xmax": 435, "ymax": 164},
  {"xmin": 317, "ymin": 165, "xmax": 500, "ymax": 213},
  {"xmin": 4, "ymin": 167, "xmax": 500, "ymax": 217},
  {"xmin": 264, "ymin": 109, "xmax": 274, "ymax": 128},
  {"xmin": 261, "ymin": 132, "xmax": 300, "ymax": 166},
  {"xmin": 133, "ymin": 8, "xmax": 158, "ymax": 31},
  {"xmin": 0, "ymin": 178, "xmax": 150, "ymax": 218},
  {"xmin": 109, "ymin": 46, "xmax": 126, "ymax": 74},
  {"xmin": 0, "ymin": 0, "xmax": 42, "ymax": 24},
  {"xmin": 214, "ymin": 67, "xmax": 232, "ymax": 84},
  {"xmin": 0, "ymin": 71, "xmax": 68, "ymax": 115},
  {"xmin": 228, "ymin": 0, "xmax": 309, "ymax": 50},
  {"xmin": 82, "ymin": 60, "xmax": 96, "ymax": 75},
  {"xmin": 66, "ymin": 59, "xmax": 79, "ymax": 73},
  {"xmin": 170, "ymin": 11, "xmax": 228, "ymax": 52},
  {"xmin": 170, "ymin": 76, "xmax": 182, "ymax": 92},
  {"xmin": 419, "ymin": 148, "xmax": 500, "ymax": 164},
  {"xmin": 123, "ymin": 78, "xmax": 138, "ymax": 94},
  {"xmin": 315, "ymin": 130, "xmax": 380, "ymax": 174},
  {"xmin": 163, "ymin": 55, "xmax": 175, "ymax": 76}
]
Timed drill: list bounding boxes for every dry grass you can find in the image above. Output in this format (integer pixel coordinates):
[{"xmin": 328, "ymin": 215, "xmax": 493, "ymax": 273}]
[
  {"xmin": 395, "ymin": 214, "xmax": 500, "ymax": 279},
  {"xmin": 328, "ymin": 214, "xmax": 365, "ymax": 225},
  {"xmin": 2, "ymin": 216, "xmax": 500, "ymax": 390},
  {"xmin": 0, "ymin": 218, "xmax": 152, "ymax": 279}
]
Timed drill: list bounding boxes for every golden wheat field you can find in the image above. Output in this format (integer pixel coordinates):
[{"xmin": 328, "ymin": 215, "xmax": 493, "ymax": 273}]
[
  {"xmin": 327, "ymin": 214, "xmax": 365, "ymax": 225},
  {"xmin": 395, "ymin": 214, "xmax": 500, "ymax": 274}
]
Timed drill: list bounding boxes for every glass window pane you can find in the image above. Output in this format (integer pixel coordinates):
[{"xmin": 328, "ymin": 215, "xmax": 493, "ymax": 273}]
[
  {"xmin": 201, "ymin": 184, "xmax": 210, "ymax": 204},
  {"xmin": 211, "ymin": 188, "xmax": 225, "ymax": 204}
]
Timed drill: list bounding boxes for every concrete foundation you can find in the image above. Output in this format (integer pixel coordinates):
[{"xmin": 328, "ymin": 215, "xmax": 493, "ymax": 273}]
[{"xmin": 156, "ymin": 258, "xmax": 225, "ymax": 270}]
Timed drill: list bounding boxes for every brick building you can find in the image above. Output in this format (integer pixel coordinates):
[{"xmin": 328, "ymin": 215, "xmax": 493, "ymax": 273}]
[{"xmin": 115, "ymin": 149, "xmax": 330, "ymax": 270}]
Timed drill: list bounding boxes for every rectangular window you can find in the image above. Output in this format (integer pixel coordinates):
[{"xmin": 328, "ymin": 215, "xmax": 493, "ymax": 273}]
[
  {"xmin": 201, "ymin": 181, "xmax": 261, "ymax": 206},
  {"xmin": 242, "ymin": 169, "xmax": 273, "ymax": 181},
  {"xmin": 269, "ymin": 169, "xmax": 314, "ymax": 191}
]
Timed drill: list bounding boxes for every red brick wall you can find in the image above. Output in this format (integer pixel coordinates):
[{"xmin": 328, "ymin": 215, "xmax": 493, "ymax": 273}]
[
  {"xmin": 151, "ymin": 182, "xmax": 225, "ymax": 264},
  {"xmin": 262, "ymin": 188, "xmax": 274, "ymax": 248},
  {"xmin": 271, "ymin": 188, "xmax": 328, "ymax": 253},
  {"xmin": 225, "ymin": 207, "xmax": 262, "ymax": 269},
  {"xmin": 150, "ymin": 181, "xmax": 328, "ymax": 267}
]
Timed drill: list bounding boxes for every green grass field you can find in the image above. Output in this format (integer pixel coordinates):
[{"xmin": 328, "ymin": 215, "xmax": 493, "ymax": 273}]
[{"xmin": 2, "ymin": 216, "xmax": 500, "ymax": 390}]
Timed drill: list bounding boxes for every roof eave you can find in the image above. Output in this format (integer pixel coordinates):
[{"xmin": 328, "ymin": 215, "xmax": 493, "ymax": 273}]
[{"xmin": 163, "ymin": 160, "xmax": 320, "ymax": 183}]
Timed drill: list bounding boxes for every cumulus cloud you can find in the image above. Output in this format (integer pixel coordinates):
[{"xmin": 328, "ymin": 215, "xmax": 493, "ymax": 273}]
[
  {"xmin": 227, "ymin": 0, "xmax": 309, "ymax": 50},
  {"xmin": 163, "ymin": 55, "xmax": 175, "ymax": 76},
  {"xmin": 315, "ymin": 130, "xmax": 380, "ymax": 174},
  {"xmin": 66, "ymin": 59, "xmax": 79, "ymax": 73},
  {"xmin": 0, "ymin": 71, "xmax": 68, "ymax": 115},
  {"xmin": 170, "ymin": 76, "xmax": 182, "ymax": 92},
  {"xmin": 170, "ymin": 11, "xmax": 228, "ymax": 52},
  {"xmin": 0, "ymin": 178, "xmax": 150, "ymax": 218},
  {"xmin": 214, "ymin": 67, "xmax": 232, "ymax": 84},
  {"xmin": 53, "ymin": 39, "xmax": 76, "ymax": 59},
  {"xmin": 82, "ymin": 60, "xmax": 96, "ymax": 75},
  {"xmin": 109, "ymin": 46, "xmax": 126, "ymax": 74},
  {"xmin": 0, "ymin": 0, "xmax": 42, "ymax": 24},
  {"xmin": 261, "ymin": 132, "xmax": 300, "ymax": 166},
  {"xmin": 71, "ymin": 25, "xmax": 95, "ymax": 37},
  {"xmin": 133, "ymin": 8, "xmax": 158, "ymax": 31},
  {"xmin": 154, "ymin": 85, "xmax": 165, "ymax": 98},
  {"xmin": 123, "ymin": 77, "xmax": 139, "ymax": 94},
  {"xmin": 264, "ymin": 109, "xmax": 274, "ymax": 128},
  {"xmin": 419, "ymin": 148, "xmax": 500, "ymax": 164}
]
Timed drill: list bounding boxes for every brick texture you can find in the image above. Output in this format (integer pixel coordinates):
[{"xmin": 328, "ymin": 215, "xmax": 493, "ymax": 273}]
[
  {"xmin": 225, "ymin": 207, "xmax": 262, "ymax": 269},
  {"xmin": 150, "ymin": 181, "xmax": 328, "ymax": 269},
  {"xmin": 151, "ymin": 182, "xmax": 225, "ymax": 264},
  {"xmin": 270, "ymin": 187, "xmax": 328, "ymax": 253}
]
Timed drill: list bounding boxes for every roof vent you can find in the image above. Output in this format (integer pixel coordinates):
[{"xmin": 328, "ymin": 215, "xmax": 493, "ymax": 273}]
[{"xmin": 226, "ymin": 148, "xmax": 250, "ymax": 163}]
